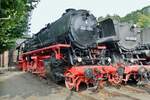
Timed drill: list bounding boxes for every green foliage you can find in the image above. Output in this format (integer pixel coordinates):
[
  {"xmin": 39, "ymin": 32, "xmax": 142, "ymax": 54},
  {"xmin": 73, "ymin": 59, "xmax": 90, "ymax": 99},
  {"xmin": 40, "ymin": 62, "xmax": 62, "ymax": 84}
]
[
  {"xmin": 137, "ymin": 14, "xmax": 150, "ymax": 28},
  {"xmin": 121, "ymin": 6, "xmax": 150, "ymax": 28},
  {"xmin": 98, "ymin": 5, "xmax": 150, "ymax": 28},
  {"xmin": 0, "ymin": 0, "xmax": 39, "ymax": 53}
]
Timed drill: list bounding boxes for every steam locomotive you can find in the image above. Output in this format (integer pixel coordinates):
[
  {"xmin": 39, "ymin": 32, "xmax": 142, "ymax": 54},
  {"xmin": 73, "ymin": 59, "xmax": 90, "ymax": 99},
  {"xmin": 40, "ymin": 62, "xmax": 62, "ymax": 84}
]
[
  {"xmin": 108, "ymin": 22, "xmax": 150, "ymax": 65},
  {"xmin": 17, "ymin": 9, "xmax": 150, "ymax": 91},
  {"xmin": 19, "ymin": 9, "xmax": 114, "ymax": 83}
]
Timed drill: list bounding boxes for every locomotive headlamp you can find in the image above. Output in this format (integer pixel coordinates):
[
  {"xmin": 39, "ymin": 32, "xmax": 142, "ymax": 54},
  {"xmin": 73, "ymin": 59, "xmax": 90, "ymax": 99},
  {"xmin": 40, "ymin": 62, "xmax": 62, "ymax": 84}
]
[
  {"xmin": 130, "ymin": 59, "xmax": 134, "ymax": 63},
  {"xmin": 77, "ymin": 57, "xmax": 82, "ymax": 62},
  {"xmin": 107, "ymin": 57, "xmax": 111, "ymax": 63}
]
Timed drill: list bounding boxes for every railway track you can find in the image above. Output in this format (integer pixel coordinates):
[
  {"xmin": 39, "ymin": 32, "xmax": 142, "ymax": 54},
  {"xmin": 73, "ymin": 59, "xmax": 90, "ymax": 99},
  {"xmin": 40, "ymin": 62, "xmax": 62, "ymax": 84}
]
[
  {"xmin": 31, "ymin": 71, "xmax": 150, "ymax": 100},
  {"xmin": 1, "ymin": 71, "xmax": 150, "ymax": 100}
]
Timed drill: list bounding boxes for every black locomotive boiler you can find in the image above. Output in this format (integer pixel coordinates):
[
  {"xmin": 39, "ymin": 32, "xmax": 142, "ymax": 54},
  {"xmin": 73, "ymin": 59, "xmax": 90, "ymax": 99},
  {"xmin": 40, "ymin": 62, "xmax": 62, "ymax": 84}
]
[{"xmin": 23, "ymin": 9, "xmax": 99, "ymax": 52}]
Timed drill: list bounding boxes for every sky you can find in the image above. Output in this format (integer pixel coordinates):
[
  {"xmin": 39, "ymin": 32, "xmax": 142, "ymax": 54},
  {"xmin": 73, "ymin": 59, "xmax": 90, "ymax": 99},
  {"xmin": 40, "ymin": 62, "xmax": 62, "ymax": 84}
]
[{"xmin": 30, "ymin": 0, "xmax": 150, "ymax": 34}]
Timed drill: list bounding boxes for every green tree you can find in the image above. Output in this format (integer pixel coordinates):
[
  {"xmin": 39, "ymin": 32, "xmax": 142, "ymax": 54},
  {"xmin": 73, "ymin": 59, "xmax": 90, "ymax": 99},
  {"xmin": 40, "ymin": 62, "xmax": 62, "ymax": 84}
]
[
  {"xmin": 98, "ymin": 5, "xmax": 150, "ymax": 28},
  {"xmin": 137, "ymin": 14, "xmax": 150, "ymax": 28},
  {"xmin": 121, "ymin": 6, "xmax": 150, "ymax": 28},
  {"xmin": 0, "ymin": 0, "xmax": 39, "ymax": 53}
]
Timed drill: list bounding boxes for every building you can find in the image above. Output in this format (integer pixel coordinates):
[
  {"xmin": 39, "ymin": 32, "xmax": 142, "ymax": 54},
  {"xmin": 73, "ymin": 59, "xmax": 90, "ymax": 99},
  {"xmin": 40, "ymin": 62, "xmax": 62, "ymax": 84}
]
[
  {"xmin": 0, "ymin": 39, "xmax": 26, "ymax": 67},
  {"xmin": 0, "ymin": 51, "xmax": 9, "ymax": 67}
]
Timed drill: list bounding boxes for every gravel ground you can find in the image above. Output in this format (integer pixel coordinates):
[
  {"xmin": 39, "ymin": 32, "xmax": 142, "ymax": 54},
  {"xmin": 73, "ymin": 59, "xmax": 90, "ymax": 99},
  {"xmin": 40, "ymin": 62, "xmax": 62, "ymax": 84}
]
[
  {"xmin": 0, "ymin": 71, "xmax": 150, "ymax": 100},
  {"xmin": 0, "ymin": 71, "xmax": 99, "ymax": 100}
]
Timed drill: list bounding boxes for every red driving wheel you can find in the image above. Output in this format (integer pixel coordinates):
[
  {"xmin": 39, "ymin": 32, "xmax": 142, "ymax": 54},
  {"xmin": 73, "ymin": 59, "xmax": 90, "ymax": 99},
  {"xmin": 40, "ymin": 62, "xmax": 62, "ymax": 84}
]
[
  {"xmin": 65, "ymin": 73, "xmax": 75, "ymax": 90},
  {"xmin": 113, "ymin": 74, "xmax": 121, "ymax": 84}
]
